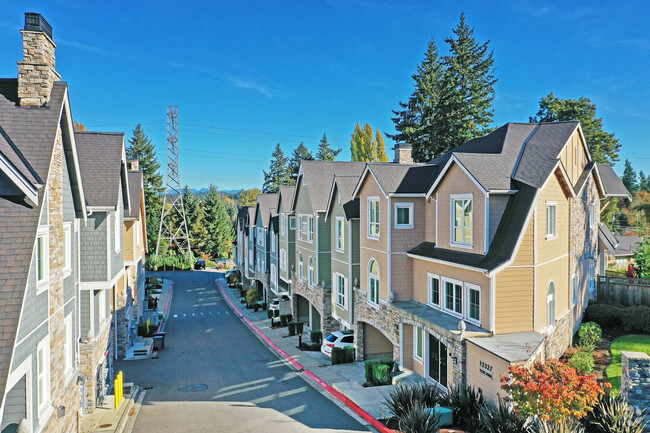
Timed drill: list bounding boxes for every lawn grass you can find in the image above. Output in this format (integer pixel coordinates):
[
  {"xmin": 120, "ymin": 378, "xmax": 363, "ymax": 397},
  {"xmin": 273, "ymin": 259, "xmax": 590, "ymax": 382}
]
[{"xmin": 606, "ymin": 334, "xmax": 650, "ymax": 395}]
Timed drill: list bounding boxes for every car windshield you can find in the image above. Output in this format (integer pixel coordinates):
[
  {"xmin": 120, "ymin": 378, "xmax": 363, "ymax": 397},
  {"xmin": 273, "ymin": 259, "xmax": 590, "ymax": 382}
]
[{"xmin": 325, "ymin": 334, "xmax": 337, "ymax": 342}]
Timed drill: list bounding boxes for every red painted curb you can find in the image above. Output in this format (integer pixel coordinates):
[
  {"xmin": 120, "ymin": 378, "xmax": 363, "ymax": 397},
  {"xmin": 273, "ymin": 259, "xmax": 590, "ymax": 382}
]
[{"xmin": 216, "ymin": 278, "xmax": 392, "ymax": 433}]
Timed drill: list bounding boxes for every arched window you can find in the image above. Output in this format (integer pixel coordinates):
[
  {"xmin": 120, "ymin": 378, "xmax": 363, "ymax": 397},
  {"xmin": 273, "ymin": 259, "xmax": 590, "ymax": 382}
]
[
  {"xmin": 547, "ymin": 281, "xmax": 555, "ymax": 328},
  {"xmin": 308, "ymin": 257, "xmax": 314, "ymax": 286},
  {"xmin": 298, "ymin": 253, "xmax": 304, "ymax": 280},
  {"xmin": 368, "ymin": 259, "xmax": 380, "ymax": 305}
]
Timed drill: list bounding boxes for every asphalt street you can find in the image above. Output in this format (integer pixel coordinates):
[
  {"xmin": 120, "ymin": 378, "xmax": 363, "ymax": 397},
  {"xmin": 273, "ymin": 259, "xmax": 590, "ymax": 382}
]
[{"xmin": 117, "ymin": 270, "xmax": 369, "ymax": 433}]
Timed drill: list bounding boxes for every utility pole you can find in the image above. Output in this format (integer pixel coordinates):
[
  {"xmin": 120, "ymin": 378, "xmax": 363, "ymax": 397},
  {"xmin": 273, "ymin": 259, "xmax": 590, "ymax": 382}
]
[{"xmin": 155, "ymin": 105, "xmax": 191, "ymax": 262}]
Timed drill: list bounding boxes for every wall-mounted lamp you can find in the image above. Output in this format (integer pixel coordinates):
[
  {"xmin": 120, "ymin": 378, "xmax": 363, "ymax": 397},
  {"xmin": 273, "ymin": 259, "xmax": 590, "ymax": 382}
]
[
  {"xmin": 57, "ymin": 405, "xmax": 66, "ymax": 418},
  {"xmin": 393, "ymin": 323, "xmax": 399, "ymax": 332},
  {"xmin": 452, "ymin": 357, "xmax": 458, "ymax": 365}
]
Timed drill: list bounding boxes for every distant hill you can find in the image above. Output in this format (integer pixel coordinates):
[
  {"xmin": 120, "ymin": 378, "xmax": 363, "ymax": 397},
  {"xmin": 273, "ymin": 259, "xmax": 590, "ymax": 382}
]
[{"xmin": 189, "ymin": 188, "xmax": 240, "ymax": 195}]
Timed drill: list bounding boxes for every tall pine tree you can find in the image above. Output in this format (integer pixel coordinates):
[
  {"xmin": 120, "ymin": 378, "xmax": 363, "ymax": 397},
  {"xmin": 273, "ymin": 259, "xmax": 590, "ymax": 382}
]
[
  {"xmin": 126, "ymin": 124, "xmax": 164, "ymax": 253},
  {"xmin": 203, "ymin": 185, "xmax": 235, "ymax": 259},
  {"xmin": 315, "ymin": 133, "xmax": 342, "ymax": 161},
  {"xmin": 639, "ymin": 171, "xmax": 649, "ymax": 192},
  {"xmin": 289, "ymin": 142, "xmax": 313, "ymax": 183},
  {"xmin": 263, "ymin": 143, "xmax": 291, "ymax": 193},
  {"xmin": 621, "ymin": 159, "xmax": 638, "ymax": 193}
]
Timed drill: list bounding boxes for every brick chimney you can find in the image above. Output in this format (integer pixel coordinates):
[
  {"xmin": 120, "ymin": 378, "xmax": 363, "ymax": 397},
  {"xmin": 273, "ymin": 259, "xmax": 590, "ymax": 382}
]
[
  {"xmin": 17, "ymin": 13, "xmax": 60, "ymax": 107},
  {"xmin": 393, "ymin": 142, "xmax": 413, "ymax": 164},
  {"xmin": 130, "ymin": 160, "xmax": 140, "ymax": 171}
]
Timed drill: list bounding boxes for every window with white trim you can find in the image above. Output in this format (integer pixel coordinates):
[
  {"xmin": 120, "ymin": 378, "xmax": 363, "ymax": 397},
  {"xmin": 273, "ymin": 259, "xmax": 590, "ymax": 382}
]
[
  {"xmin": 589, "ymin": 263, "xmax": 596, "ymax": 294},
  {"xmin": 368, "ymin": 259, "xmax": 380, "ymax": 305},
  {"xmin": 299, "ymin": 215, "xmax": 313, "ymax": 242},
  {"xmin": 547, "ymin": 281, "xmax": 556, "ymax": 328},
  {"xmin": 271, "ymin": 263, "xmax": 277, "ymax": 288},
  {"xmin": 466, "ymin": 283, "xmax": 481, "ymax": 324},
  {"xmin": 443, "ymin": 277, "xmax": 463, "ymax": 316},
  {"xmin": 395, "ymin": 203, "xmax": 414, "ymax": 228},
  {"xmin": 298, "ymin": 253, "xmax": 304, "ymax": 280},
  {"xmin": 64, "ymin": 313, "xmax": 74, "ymax": 377},
  {"xmin": 63, "ymin": 222, "xmax": 72, "ymax": 275},
  {"xmin": 37, "ymin": 336, "xmax": 51, "ymax": 414},
  {"xmin": 367, "ymin": 198, "xmax": 380, "ymax": 238},
  {"xmin": 114, "ymin": 206, "xmax": 120, "ymax": 253},
  {"xmin": 589, "ymin": 204, "xmax": 596, "ymax": 229},
  {"xmin": 428, "ymin": 273, "xmax": 440, "ymax": 308},
  {"xmin": 308, "ymin": 257, "xmax": 314, "ymax": 286},
  {"xmin": 336, "ymin": 217, "xmax": 345, "ymax": 252},
  {"xmin": 281, "ymin": 214, "xmax": 286, "ymax": 235},
  {"xmin": 451, "ymin": 195, "xmax": 473, "ymax": 245},
  {"xmin": 546, "ymin": 202, "xmax": 557, "ymax": 238},
  {"xmin": 36, "ymin": 226, "xmax": 49, "ymax": 294},
  {"xmin": 289, "ymin": 216, "xmax": 295, "ymax": 230},
  {"xmin": 414, "ymin": 326, "xmax": 423, "ymax": 361},
  {"xmin": 571, "ymin": 272, "xmax": 580, "ymax": 305},
  {"xmin": 270, "ymin": 231, "xmax": 275, "ymax": 253},
  {"xmin": 335, "ymin": 273, "xmax": 347, "ymax": 309},
  {"xmin": 257, "ymin": 227, "xmax": 265, "ymax": 247},
  {"xmin": 280, "ymin": 248, "xmax": 287, "ymax": 272}
]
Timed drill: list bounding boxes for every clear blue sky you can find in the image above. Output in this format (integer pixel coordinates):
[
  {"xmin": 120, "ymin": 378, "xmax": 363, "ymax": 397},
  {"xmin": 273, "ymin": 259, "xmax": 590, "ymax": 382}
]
[{"xmin": 2, "ymin": 1, "xmax": 649, "ymax": 190}]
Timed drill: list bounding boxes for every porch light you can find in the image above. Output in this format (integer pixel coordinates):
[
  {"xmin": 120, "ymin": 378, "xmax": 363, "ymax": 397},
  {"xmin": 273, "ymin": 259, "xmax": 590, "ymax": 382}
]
[{"xmin": 452, "ymin": 357, "xmax": 458, "ymax": 364}]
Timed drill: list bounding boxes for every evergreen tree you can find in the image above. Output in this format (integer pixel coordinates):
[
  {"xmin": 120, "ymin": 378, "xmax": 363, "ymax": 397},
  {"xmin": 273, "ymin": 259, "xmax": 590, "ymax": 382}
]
[
  {"xmin": 621, "ymin": 159, "xmax": 638, "ymax": 193},
  {"xmin": 351, "ymin": 123, "xmax": 389, "ymax": 162},
  {"xmin": 263, "ymin": 143, "xmax": 291, "ymax": 193},
  {"xmin": 203, "ymin": 185, "xmax": 235, "ymax": 259},
  {"xmin": 376, "ymin": 130, "xmax": 389, "ymax": 162},
  {"xmin": 530, "ymin": 93, "xmax": 621, "ymax": 164},
  {"xmin": 289, "ymin": 142, "xmax": 313, "ymax": 183},
  {"xmin": 639, "ymin": 171, "xmax": 649, "ymax": 193},
  {"xmin": 315, "ymin": 133, "xmax": 342, "ymax": 161},
  {"xmin": 238, "ymin": 188, "xmax": 261, "ymax": 207},
  {"xmin": 126, "ymin": 124, "xmax": 164, "ymax": 252}
]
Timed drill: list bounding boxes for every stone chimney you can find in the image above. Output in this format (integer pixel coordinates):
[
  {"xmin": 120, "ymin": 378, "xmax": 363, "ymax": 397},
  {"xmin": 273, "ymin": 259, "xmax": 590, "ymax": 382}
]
[
  {"xmin": 17, "ymin": 13, "xmax": 60, "ymax": 107},
  {"xmin": 393, "ymin": 142, "xmax": 413, "ymax": 164},
  {"xmin": 130, "ymin": 160, "xmax": 140, "ymax": 171}
]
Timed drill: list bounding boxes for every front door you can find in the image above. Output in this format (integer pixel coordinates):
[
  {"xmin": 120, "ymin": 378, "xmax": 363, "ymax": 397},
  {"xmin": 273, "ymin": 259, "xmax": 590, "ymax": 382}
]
[{"xmin": 428, "ymin": 334, "xmax": 448, "ymax": 388}]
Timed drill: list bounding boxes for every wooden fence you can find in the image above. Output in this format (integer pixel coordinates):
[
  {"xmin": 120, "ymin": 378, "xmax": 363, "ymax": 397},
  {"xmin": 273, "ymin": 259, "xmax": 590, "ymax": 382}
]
[{"xmin": 597, "ymin": 275, "xmax": 650, "ymax": 307}]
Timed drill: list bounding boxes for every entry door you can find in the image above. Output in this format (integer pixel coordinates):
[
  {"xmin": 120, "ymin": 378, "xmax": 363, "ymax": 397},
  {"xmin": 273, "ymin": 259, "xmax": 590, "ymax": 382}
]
[{"xmin": 428, "ymin": 335, "xmax": 448, "ymax": 388}]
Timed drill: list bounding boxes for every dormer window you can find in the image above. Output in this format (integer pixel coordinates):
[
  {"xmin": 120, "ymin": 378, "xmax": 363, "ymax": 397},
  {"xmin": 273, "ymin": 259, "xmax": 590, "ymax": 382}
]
[
  {"xmin": 395, "ymin": 203, "xmax": 414, "ymax": 228},
  {"xmin": 451, "ymin": 194, "xmax": 472, "ymax": 246},
  {"xmin": 546, "ymin": 202, "xmax": 557, "ymax": 239}
]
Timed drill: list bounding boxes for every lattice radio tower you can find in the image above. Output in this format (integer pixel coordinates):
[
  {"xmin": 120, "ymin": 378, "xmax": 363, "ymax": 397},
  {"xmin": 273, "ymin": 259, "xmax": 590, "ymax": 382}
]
[{"xmin": 155, "ymin": 105, "xmax": 192, "ymax": 261}]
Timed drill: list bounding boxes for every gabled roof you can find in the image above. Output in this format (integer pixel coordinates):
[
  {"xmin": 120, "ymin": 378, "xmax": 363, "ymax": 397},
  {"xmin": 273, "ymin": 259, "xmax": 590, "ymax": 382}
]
[
  {"xmin": 294, "ymin": 161, "xmax": 366, "ymax": 212},
  {"xmin": 254, "ymin": 193, "xmax": 277, "ymax": 228},
  {"xmin": 277, "ymin": 185, "xmax": 295, "ymax": 213},
  {"xmin": 236, "ymin": 206, "xmax": 248, "ymax": 231},
  {"xmin": 596, "ymin": 164, "xmax": 631, "ymax": 197},
  {"xmin": 614, "ymin": 235, "xmax": 643, "ymax": 258},
  {"xmin": 76, "ymin": 131, "xmax": 130, "ymax": 210},
  {"xmin": 354, "ymin": 162, "xmax": 443, "ymax": 198},
  {"xmin": 326, "ymin": 175, "xmax": 361, "ymax": 220},
  {"xmin": 125, "ymin": 170, "xmax": 143, "ymax": 220},
  {"xmin": 598, "ymin": 223, "xmax": 619, "ymax": 256}
]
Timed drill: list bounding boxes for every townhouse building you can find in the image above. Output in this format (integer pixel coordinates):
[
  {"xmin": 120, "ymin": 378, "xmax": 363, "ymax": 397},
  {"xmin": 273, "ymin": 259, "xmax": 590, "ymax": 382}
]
[
  {"xmin": 291, "ymin": 161, "xmax": 365, "ymax": 333},
  {"xmin": 0, "ymin": 13, "xmax": 87, "ymax": 433},
  {"xmin": 268, "ymin": 211, "xmax": 280, "ymax": 297},
  {"xmin": 277, "ymin": 186, "xmax": 296, "ymax": 296},
  {"xmin": 234, "ymin": 207, "xmax": 249, "ymax": 270},
  {"xmin": 251, "ymin": 194, "xmax": 277, "ymax": 303},
  {"xmin": 352, "ymin": 122, "xmax": 629, "ymax": 401},
  {"xmin": 324, "ymin": 175, "xmax": 362, "ymax": 331}
]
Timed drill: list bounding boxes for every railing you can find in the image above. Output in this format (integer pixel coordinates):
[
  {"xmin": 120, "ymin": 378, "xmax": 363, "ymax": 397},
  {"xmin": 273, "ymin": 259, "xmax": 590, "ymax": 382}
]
[{"xmin": 597, "ymin": 275, "xmax": 650, "ymax": 307}]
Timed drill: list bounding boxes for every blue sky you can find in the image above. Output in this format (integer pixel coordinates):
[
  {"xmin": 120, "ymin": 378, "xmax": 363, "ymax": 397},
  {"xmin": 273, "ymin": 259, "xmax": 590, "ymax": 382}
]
[{"xmin": 2, "ymin": 1, "xmax": 649, "ymax": 190}]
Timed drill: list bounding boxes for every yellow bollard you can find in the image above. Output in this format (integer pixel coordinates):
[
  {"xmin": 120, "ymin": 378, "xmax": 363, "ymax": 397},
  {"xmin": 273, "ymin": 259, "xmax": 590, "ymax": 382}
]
[{"xmin": 114, "ymin": 379, "xmax": 119, "ymax": 408}]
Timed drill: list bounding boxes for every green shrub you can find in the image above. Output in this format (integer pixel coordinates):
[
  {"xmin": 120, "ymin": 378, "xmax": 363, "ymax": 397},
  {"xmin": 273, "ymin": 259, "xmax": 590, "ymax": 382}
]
[
  {"xmin": 267, "ymin": 310, "xmax": 273, "ymax": 319},
  {"xmin": 253, "ymin": 304, "xmax": 259, "ymax": 312},
  {"xmin": 380, "ymin": 358, "xmax": 395, "ymax": 372},
  {"xmin": 531, "ymin": 419, "xmax": 585, "ymax": 433},
  {"xmin": 583, "ymin": 392, "xmax": 647, "ymax": 433},
  {"xmin": 137, "ymin": 319, "xmax": 157, "ymax": 337},
  {"xmin": 310, "ymin": 330, "xmax": 322, "ymax": 345},
  {"xmin": 288, "ymin": 322, "xmax": 296, "ymax": 336},
  {"xmin": 373, "ymin": 363, "xmax": 391, "ymax": 385},
  {"xmin": 343, "ymin": 346, "xmax": 355, "ymax": 363},
  {"xmin": 578, "ymin": 322, "xmax": 602, "ymax": 352},
  {"xmin": 584, "ymin": 303, "xmax": 623, "ymax": 328},
  {"xmin": 620, "ymin": 305, "xmax": 650, "ymax": 333},
  {"xmin": 443, "ymin": 384, "xmax": 487, "ymax": 432},
  {"xmin": 295, "ymin": 322, "xmax": 304, "ymax": 334},
  {"xmin": 331, "ymin": 347, "xmax": 345, "ymax": 365},
  {"xmin": 280, "ymin": 314, "xmax": 292, "ymax": 326},
  {"xmin": 568, "ymin": 351, "xmax": 595, "ymax": 374},
  {"xmin": 299, "ymin": 342, "xmax": 321, "ymax": 351},
  {"xmin": 397, "ymin": 401, "xmax": 441, "ymax": 433},
  {"xmin": 365, "ymin": 361, "xmax": 378, "ymax": 384},
  {"xmin": 245, "ymin": 288, "xmax": 259, "ymax": 306},
  {"xmin": 478, "ymin": 399, "xmax": 530, "ymax": 433}
]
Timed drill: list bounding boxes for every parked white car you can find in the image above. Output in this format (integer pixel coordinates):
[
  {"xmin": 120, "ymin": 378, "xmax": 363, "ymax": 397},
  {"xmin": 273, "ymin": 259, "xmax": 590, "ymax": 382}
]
[
  {"xmin": 269, "ymin": 296, "xmax": 291, "ymax": 315},
  {"xmin": 321, "ymin": 331, "xmax": 354, "ymax": 357}
]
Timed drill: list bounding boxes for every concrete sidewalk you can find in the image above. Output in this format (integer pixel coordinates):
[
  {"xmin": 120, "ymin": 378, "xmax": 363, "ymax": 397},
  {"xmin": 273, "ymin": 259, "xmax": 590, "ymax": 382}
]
[
  {"xmin": 216, "ymin": 276, "xmax": 405, "ymax": 423},
  {"xmin": 80, "ymin": 384, "xmax": 141, "ymax": 433}
]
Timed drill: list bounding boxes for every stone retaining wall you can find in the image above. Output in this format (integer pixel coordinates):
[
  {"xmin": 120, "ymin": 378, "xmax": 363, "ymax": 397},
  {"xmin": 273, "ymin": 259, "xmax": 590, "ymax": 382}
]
[{"xmin": 621, "ymin": 351, "xmax": 650, "ymax": 430}]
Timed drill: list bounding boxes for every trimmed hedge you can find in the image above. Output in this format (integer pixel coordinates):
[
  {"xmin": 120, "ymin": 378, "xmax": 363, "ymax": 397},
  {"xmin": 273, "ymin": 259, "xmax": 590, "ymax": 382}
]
[
  {"xmin": 288, "ymin": 322, "xmax": 296, "ymax": 336},
  {"xmin": 621, "ymin": 306, "xmax": 650, "ymax": 332},
  {"xmin": 365, "ymin": 361, "xmax": 378, "ymax": 383},
  {"xmin": 332, "ymin": 347, "xmax": 345, "ymax": 364},
  {"xmin": 344, "ymin": 346, "xmax": 355, "ymax": 363},
  {"xmin": 583, "ymin": 302, "xmax": 650, "ymax": 333},
  {"xmin": 280, "ymin": 314, "xmax": 292, "ymax": 326},
  {"xmin": 310, "ymin": 330, "xmax": 322, "ymax": 345},
  {"xmin": 374, "ymin": 364, "xmax": 391, "ymax": 385}
]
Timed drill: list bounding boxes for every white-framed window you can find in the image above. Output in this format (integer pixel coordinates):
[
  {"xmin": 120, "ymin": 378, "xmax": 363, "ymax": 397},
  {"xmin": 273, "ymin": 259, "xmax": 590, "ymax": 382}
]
[
  {"xmin": 63, "ymin": 222, "xmax": 72, "ymax": 276},
  {"xmin": 368, "ymin": 259, "xmax": 380, "ymax": 306},
  {"xmin": 289, "ymin": 216, "xmax": 296, "ymax": 230},
  {"xmin": 336, "ymin": 217, "xmax": 345, "ymax": 252},
  {"xmin": 547, "ymin": 281, "xmax": 556, "ymax": 328},
  {"xmin": 114, "ymin": 207, "xmax": 120, "ymax": 253},
  {"xmin": 64, "ymin": 313, "xmax": 74, "ymax": 377},
  {"xmin": 271, "ymin": 263, "xmax": 277, "ymax": 287},
  {"xmin": 546, "ymin": 202, "xmax": 557, "ymax": 239},
  {"xmin": 443, "ymin": 277, "xmax": 463, "ymax": 316},
  {"xmin": 257, "ymin": 227, "xmax": 265, "ymax": 247},
  {"xmin": 413, "ymin": 326, "xmax": 423, "ymax": 361},
  {"xmin": 280, "ymin": 248, "xmax": 287, "ymax": 272},
  {"xmin": 572, "ymin": 273, "xmax": 579, "ymax": 305},
  {"xmin": 335, "ymin": 273, "xmax": 347, "ymax": 309},
  {"xmin": 37, "ymin": 336, "xmax": 51, "ymax": 415},
  {"xmin": 298, "ymin": 253, "xmax": 304, "ymax": 280},
  {"xmin": 271, "ymin": 231, "xmax": 276, "ymax": 253},
  {"xmin": 367, "ymin": 198, "xmax": 380, "ymax": 238},
  {"xmin": 589, "ymin": 204, "xmax": 596, "ymax": 229},
  {"xmin": 281, "ymin": 214, "xmax": 286, "ymax": 235},
  {"xmin": 308, "ymin": 257, "xmax": 314, "ymax": 286},
  {"xmin": 99, "ymin": 289, "xmax": 106, "ymax": 324},
  {"xmin": 451, "ymin": 194, "xmax": 473, "ymax": 245},
  {"xmin": 299, "ymin": 215, "xmax": 313, "ymax": 242},
  {"xmin": 395, "ymin": 202, "xmax": 414, "ymax": 228},
  {"xmin": 466, "ymin": 283, "xmax": 481, "ymax": 325},
  {"xmin": 36, "ymin": 225, "xmax": 49, "ymax": 294},
  {"xmin": 428, "ymin": 273, "xmax": 441, "ymax": 308}
]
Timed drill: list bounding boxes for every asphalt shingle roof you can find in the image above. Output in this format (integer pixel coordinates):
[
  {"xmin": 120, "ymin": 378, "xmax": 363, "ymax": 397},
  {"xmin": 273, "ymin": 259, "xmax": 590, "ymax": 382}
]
[
  {"xmin": 278, "ymin": 185, "xmax": 295, "ymax": 212},
  {"xmin": 614, "ymin": 235, "xmax": 643, "ymax": 257},
  {"xmin": 299, "ymin": 161, "xmax": 366, "ymax": 212},
  {"xmin": 367, "ymin": 163, "xmax": 442, "ymax": 194},
  {"xmin": 125, "ymin": 170, "xmax": 142, "ymax": 220},
  {"xmin": 597, "ymin": 164, "xmax": 631, "ymax": 197},
  {"xmin": 255, "ymin": 193, "xmax": 277, "ymax": 227},
  {"xmin": 332, "ymin": 175, "xmax": 361, "ymax": 219},
  {"xmin": 75, "ymin": 131, "xmax": 124, "ymax": 208}
]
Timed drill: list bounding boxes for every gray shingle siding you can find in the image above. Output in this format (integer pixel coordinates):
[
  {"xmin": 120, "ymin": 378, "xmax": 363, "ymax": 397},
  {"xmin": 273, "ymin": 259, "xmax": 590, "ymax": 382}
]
[
  {"xmin": 80, "ymin": 289, "xmax": 91, "ymax": 337},
  {"xmin": 2, "ymin": 376, "xmax": 26, "ymax": 428},
  {"xmin": 81, "ymin": 212, "xmax": 108, "ymax": 281},
  {"xmin": 15, "ymin": 234, "xmax": 48, "ymax": 342},
  {"xmin": 10, "ymin": 321, "xmax": 47, "ymax": 374},
  {"xmin": 110, "ymin": 186, "xmax": 124, "ymax": 280},
  {"xmin": 489, "ymin": 195, "xmax": 509, "ymax": 245}
]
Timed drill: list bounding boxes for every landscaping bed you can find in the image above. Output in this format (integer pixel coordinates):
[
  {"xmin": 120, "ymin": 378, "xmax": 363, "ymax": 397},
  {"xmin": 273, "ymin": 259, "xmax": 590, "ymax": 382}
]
[{"xmin": 606, "ymin": 334, "xmax": 650, "ymax": 395}]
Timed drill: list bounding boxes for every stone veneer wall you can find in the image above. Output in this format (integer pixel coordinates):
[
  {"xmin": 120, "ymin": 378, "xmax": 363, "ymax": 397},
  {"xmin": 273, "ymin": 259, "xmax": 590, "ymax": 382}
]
[
  {"xmin": 42, "ymin": 127, "xmax": 81, "ymax": 433},
  {"xmin": 353, "ymin": 286, "xmax": 400, "ymax": 362},
  {"xmin": 544, "ymin": 310, "xmax": 573, "ymax": 360},
  {"xmin": 621, "ymin": 351, "xmax": 650, "ymax": 431},
  {"xmin": 291, "ymin": 273, "xmax": 336, "ymax": 334},
  {"xmin": 18, "ymin": 30, "xmax": 61, "ymax": 107},
  {"xmin": 78, "ymin": 320, "xmax": 111, "ymax": 412},
  {"xmin": 254, "ymin": 270, "xmax": 270, "ymax": 303}
]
